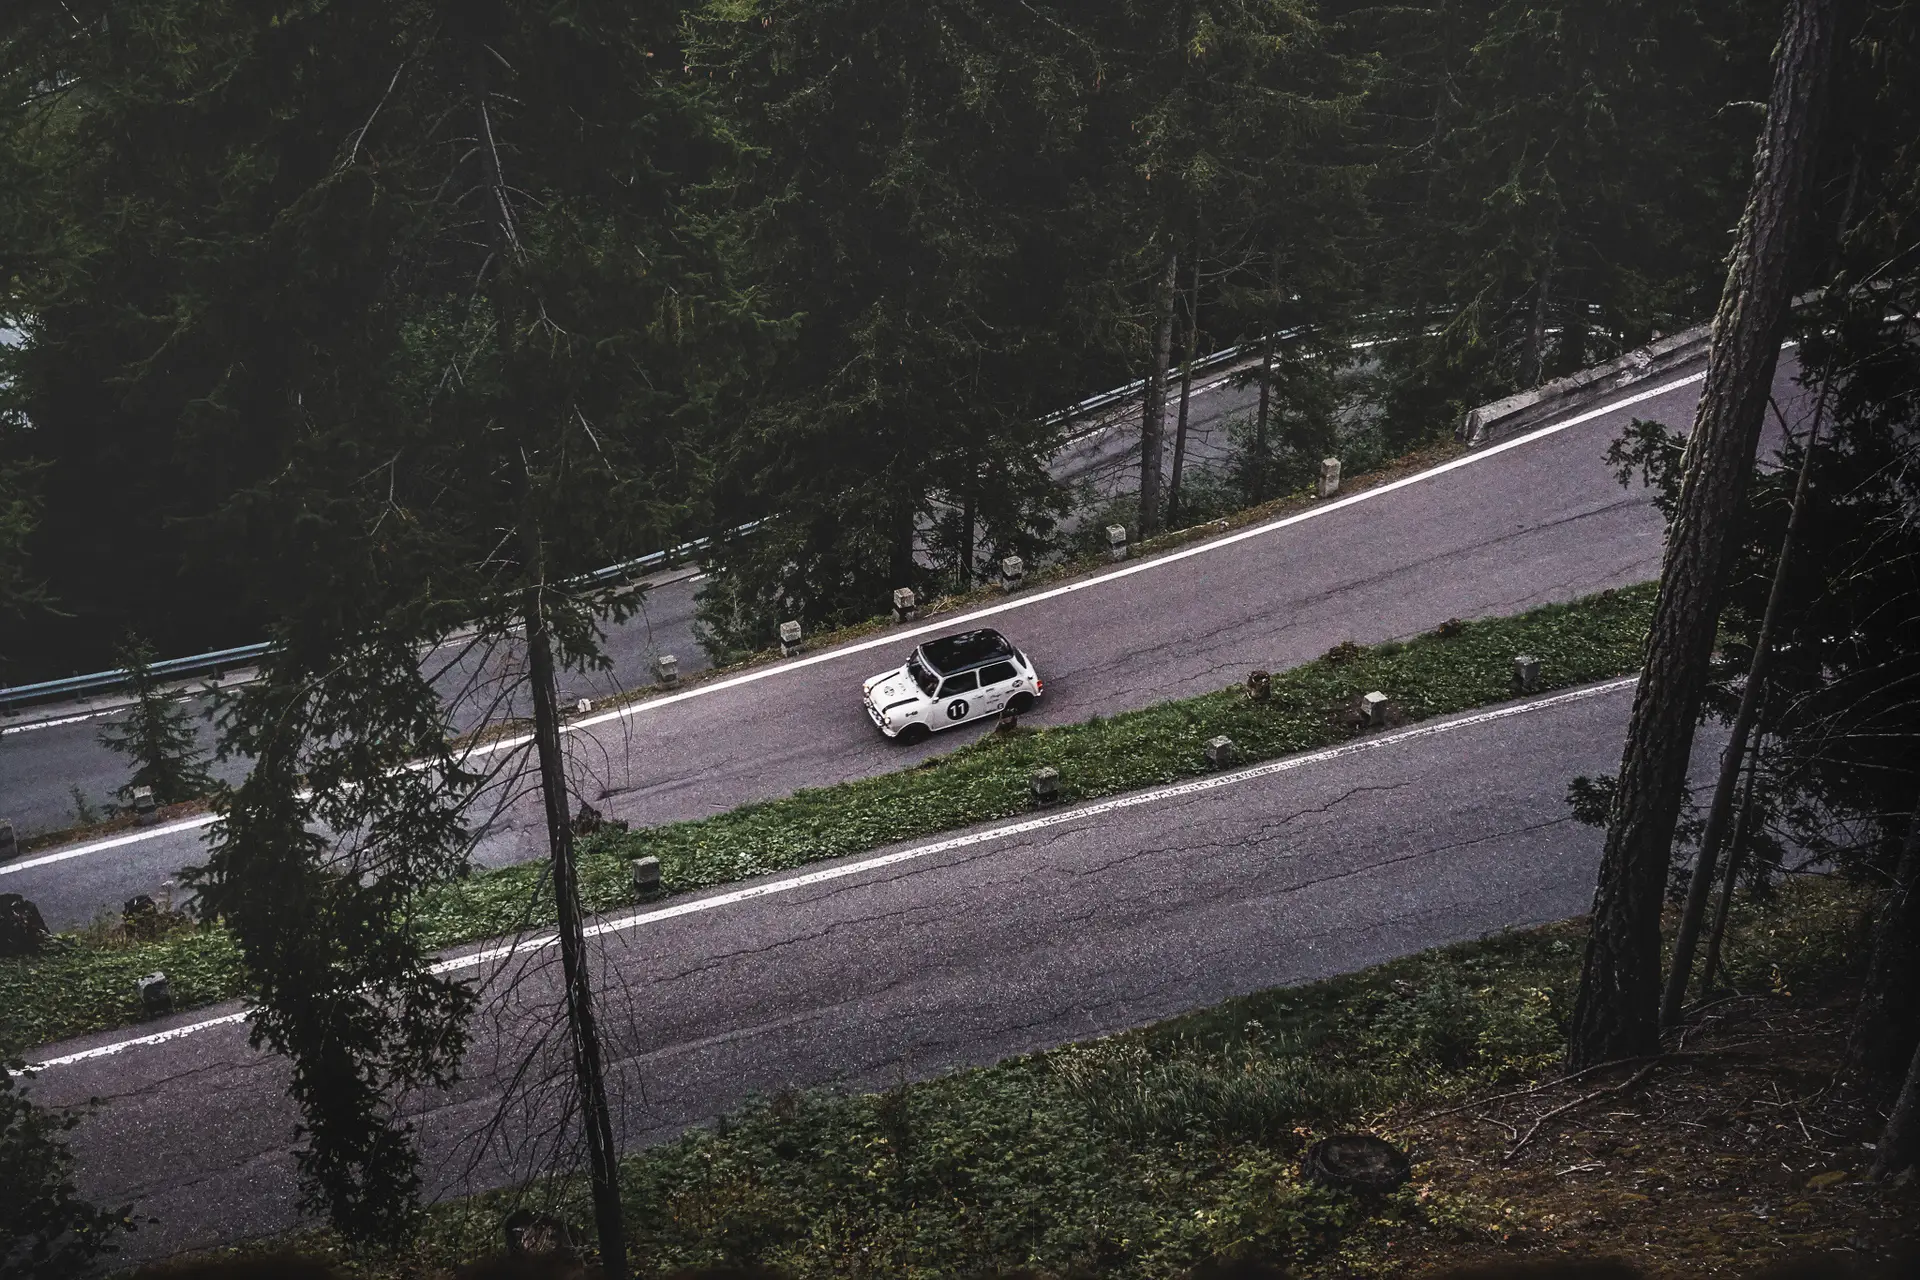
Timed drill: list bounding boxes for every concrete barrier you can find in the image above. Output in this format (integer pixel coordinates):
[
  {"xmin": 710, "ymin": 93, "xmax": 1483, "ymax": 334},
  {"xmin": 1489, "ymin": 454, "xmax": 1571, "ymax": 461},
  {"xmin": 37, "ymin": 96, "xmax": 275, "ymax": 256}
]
[
  {"xmin": 1457, "ymin": 322, "xmax": 1713, "ymax": 447},
  {"xmin": 631, "ymin": 856, "xmax": 662, "ymax": 898},
  {"xmin": 138, "ymin": 971, "xmax": 172, "ymax": 1017}
]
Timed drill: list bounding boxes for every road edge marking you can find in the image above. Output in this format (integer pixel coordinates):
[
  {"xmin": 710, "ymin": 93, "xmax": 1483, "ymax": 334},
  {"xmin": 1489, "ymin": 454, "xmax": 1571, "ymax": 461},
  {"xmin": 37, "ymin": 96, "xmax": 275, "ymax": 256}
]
[
  {"xmin": 26, "ymin": 1011, "xmax": 250, "ymax": 1070},
  {"xmin": 472, "ymin": 368, "xmax": 1702, "ymax": 759},
  {"xmin": 26, "ymin": 676, "xmax": 1638, "ymax": 1072},
  {"xmin": 1, "ymin": 814, "xmax": 221, "ymax": 877},
  {"xmin": 5, "ymin": 365, "xmax": 1701, "ymax": 869}
]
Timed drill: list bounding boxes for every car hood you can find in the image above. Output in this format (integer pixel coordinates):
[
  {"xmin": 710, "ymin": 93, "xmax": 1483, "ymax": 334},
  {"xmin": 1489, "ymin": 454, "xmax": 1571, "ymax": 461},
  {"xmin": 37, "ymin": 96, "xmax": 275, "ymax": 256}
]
[{"xmin": 865, "ymin": 668, "xmax": 924, "ymax": 707}]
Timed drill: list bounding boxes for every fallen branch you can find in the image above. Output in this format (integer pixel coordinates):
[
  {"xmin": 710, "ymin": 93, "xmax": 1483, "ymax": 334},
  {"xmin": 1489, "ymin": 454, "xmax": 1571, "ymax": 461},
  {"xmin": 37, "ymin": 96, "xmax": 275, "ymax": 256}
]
[
  {"xmin": 1413, "ymin": 1042, "xmax": 1768, "ymax": 1127},
  {"xmin": 1413, "ymin": 1055, "xmax": 1661, "ymax": 1125},
  {"xmin": 1504, "ymin": 1061, "xmax": 1662, "ymax": 1163},
  {"xmin": 1474, "ymin": 1113, "xmax": 1519, "ymax": 1142}
]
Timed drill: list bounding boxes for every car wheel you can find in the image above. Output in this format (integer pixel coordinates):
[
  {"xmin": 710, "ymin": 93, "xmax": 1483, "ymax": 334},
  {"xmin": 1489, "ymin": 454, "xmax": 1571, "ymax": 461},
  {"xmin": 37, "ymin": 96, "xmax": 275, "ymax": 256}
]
[
  {"xmin": 897, "ymin": 723, "xmax": 931, "ymax": 744},
  {"xmin": 1006, "ymin": 692, "xmax": 1035, "ymax": 714}
]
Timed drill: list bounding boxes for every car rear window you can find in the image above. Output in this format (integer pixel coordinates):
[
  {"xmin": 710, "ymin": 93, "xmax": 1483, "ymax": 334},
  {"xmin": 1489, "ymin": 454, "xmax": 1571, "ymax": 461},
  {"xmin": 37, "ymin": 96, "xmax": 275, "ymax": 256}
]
[
  {"xmin": 938, "ymin": 671, "xmax": 979, "ymax": 696},
  {"xmin": 979, "ymin": 661, "xmax": 1017, "ymax": 684}
]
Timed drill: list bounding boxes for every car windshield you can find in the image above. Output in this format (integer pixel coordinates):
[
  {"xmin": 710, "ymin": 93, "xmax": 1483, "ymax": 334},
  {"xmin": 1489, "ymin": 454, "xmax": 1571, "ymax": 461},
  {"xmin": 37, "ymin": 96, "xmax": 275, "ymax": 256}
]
[{"xmin": 905, "ymin": 655, "xmax": 938, "ymax": 696}]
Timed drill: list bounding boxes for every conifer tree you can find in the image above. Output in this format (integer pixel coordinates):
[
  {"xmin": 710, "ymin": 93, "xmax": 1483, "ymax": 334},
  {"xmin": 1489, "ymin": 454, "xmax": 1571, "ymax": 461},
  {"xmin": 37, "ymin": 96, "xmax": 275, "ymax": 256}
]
[
  {"xmin": 0, "ymin": 460, "xmax": 48, "ymax": 670},
  {"xmin": 1568, "ymin": 0, "xmax": 1840, "ymax": 1067},
  {"xmin": 1089, "ymin": 0, "xmax": 1354, "ymax": 535},
  {"xmin": 1343, "ymin": 0, "xmax": 1766, "ymax": 445},
  {"xmin": 9, "ymin": 0, "xmax": 732, "ymax": 1258},
  {"xmin": 97, "ymin": 634, "xmax": 211, "ymax": 806},
  {"xmin": 685, "ymin": 0, "xmax": 1105, "ymax": 647}
]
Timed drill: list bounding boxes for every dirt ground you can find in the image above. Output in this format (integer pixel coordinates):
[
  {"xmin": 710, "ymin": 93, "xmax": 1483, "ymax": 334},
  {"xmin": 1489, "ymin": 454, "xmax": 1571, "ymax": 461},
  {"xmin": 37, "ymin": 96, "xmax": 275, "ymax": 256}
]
[{"xmin": 1375, "ymin": 982, "xmax": 1920, "ymax": 1278}]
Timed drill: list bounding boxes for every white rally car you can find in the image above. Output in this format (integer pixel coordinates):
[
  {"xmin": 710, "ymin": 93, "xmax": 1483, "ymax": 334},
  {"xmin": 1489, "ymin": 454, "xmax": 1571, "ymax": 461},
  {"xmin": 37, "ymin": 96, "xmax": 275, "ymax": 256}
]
[{"xmin": 862, "ymin": 628, "xmax": 1043, "ymax": 742}]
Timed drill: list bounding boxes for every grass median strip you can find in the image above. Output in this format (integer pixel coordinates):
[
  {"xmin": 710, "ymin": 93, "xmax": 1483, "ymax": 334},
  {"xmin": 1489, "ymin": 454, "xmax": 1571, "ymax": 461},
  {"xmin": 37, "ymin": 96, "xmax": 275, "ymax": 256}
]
[{"xmin": 1, "ymin": 583, "xmax": 1656, "ymax": 1054}]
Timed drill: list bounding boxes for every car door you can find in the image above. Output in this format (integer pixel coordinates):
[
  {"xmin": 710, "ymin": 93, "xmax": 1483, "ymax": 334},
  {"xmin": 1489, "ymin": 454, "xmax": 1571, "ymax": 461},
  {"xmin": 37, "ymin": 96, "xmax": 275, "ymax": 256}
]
[
  {"xmin": 935, "ymin": 670, "xmax": 980, "ymax": 728},
  {"xmin": 975, "ymin": 659, "xmax": 1019, "ymax": 714}
]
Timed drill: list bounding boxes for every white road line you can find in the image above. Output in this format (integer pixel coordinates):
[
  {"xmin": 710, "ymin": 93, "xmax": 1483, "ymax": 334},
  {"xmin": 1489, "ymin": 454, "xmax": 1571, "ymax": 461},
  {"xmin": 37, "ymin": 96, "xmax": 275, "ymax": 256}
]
[
  {"xmin": 487, "ymin": 368, "xmax": 1700, "ymax": 754},
  {"xmin": 9, "ymin": 364, "xmax": 1704, "ymax": 872},
  {"xmin": 27, "ymin": 675, "xmax": 1638, "ymax": 1072},
  {"xmin": 2, "ymin": 708, "xmax": 121, "ymax": 737},
  {"xmin": 1, "ymin": 813, "xmax": 220, "ymax": 877},
  {"xmin": 28, "ymin": 1011, "xmax": 250, "ymax": 1069}
]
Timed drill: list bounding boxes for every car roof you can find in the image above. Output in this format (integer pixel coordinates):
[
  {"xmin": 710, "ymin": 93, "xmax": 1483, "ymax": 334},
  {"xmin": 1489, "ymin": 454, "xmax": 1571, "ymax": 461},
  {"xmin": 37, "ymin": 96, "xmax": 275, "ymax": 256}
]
[{"xmin": 917, "ymin": 629, "xmax": 1015, "ymax": 675}]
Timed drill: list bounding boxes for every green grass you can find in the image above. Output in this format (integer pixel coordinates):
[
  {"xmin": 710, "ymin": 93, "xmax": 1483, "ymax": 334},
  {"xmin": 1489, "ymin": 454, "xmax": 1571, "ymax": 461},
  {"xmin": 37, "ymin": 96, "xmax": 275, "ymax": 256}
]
[
  {"xmin": 1, "ymin": 584, "xmax": 1655, "ymax": 1055},
  {"xmin": 0, "ymin": 921, "xmax": 245, "ymax": 1053},
  {"xmin": 198, "ymin": 876, "xmax": 1870, "ymax": 1280}
]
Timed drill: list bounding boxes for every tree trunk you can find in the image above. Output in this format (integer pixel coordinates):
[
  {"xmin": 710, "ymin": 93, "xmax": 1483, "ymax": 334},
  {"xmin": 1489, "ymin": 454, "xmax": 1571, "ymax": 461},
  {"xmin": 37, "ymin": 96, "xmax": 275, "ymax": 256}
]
[
  {"xmin": 477, "ymin": 16, "xmax": 627, "ymax": 1266},
  {"xmin": 1253, "ymin": 252, "xmax": 1277, "ymax": 504},
  {"xmin": 1566, "ymin": 0, "xmax": 1836, "ymax": 1068},
  {"xmin": 1518, "ymin": 251, "xmax": 1554, "ymax": 389},
  {"xmin": 522, "ymin": 573, "xmax": 630, "ymax": 1280},
  {"xmin": 1871, "ymin": 1029, "xmax": 1920, "ymax": 1181},
  {"xmin": 1662, "ymin": 400, "xmax": 1824, "ymax": 1025},
  {"xmin": 1850, "ymin": 799, "xmax": 1920, "ymax": 1086},
  {"xmin": 889, "ymin": 500, "xmax": 917, "ymax": 592},
  {"xmin": 1138, "ymin": 246, "xmax": 1179, "ymax": 538},
  {"xmin": 959, "ymin": 490, "xmax": 976, "ymax": 591},
  {"xmin": 1167, "ymin": 251, "xmax": 1203, "ymax": 528},
  {"xmin": 1559, "ymin": 307, "xmax": 1588, "ymax": 379},
  {"xmin": 1700, "ymin": 726, "xmax": 1765, "ymax": 995}
]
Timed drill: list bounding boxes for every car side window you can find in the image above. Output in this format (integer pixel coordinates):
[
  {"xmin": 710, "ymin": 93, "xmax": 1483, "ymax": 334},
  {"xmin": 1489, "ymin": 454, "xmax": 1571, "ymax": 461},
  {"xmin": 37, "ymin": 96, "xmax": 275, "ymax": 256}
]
[
  {"xmin": 938, "ymin": 671, "xmax": 979, "ymax": 697},
  {"xmin": 979, "ymin": 660, "xmax": 1017, "ymax": 685}
]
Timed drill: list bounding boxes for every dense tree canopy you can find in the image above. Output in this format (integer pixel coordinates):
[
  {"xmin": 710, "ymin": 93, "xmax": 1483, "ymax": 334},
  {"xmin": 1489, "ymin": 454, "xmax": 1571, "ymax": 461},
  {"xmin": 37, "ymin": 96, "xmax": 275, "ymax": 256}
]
[{"xmin": 0, "ymin": 0, "xmax": 1784, "ymax": 678}]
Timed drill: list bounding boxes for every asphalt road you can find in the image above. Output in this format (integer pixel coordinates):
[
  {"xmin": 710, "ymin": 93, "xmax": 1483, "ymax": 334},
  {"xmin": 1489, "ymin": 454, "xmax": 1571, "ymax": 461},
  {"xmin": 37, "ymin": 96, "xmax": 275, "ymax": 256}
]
[
  {"xmin": 0, "ymin": 352, "xmax": 1268, "ymax": 842},
  {"xmin": 0, "ymin": 566, "xmax": 715, "ymax": 843},
  {"xmin": 5, "ymin": 354, "xmax": 1812, "ymax": 930},
  {"xmin": 28, "ymin": 675, "xmax": 1704, "ymax": 1261}
]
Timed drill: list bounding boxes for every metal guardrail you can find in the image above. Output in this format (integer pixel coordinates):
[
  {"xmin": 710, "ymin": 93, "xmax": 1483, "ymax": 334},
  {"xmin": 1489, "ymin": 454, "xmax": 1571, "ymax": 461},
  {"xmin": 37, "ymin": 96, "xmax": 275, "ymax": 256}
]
[
  {"xmin": 1043, "ymin": 327, "xmax": 1313, "ymax": 435},
  {"xmin": 0, "ymin": 520, "xmax": 777, "ymax": 714},
  {"xmin": 572, "ymin": 518, "xmax": 767, "ymax": 589},
  {"xmin": 0, "ymin": 642, "xmax": 273, "ymax": 712},
  {"xmin": 0, "ymin": 336, "xmax": 1311, "ymax": 715}
]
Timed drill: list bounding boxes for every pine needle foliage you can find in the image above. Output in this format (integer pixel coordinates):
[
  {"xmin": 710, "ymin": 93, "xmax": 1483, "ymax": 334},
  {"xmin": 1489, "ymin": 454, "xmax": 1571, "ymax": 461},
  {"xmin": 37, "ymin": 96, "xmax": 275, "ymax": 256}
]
[
  {"xmin": 6, "ymin": 0, "xmax": 745, "ymax": 1247},
  {"xmin": 96, "ymin": 634, "xmax": 212, "ymax": 806}
]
